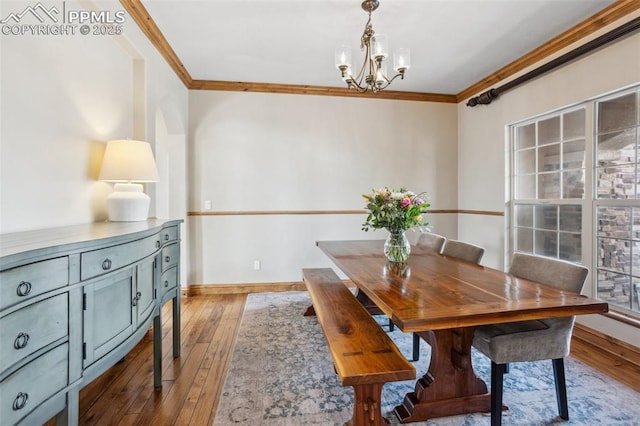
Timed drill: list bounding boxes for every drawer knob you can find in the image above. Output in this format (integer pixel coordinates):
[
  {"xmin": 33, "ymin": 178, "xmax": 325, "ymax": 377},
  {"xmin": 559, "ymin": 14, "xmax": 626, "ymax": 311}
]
[
  {"xmin": 164, "ymin": 280, "xmax": 169, "ymax": 288},
  {"xmin": 102, "ymin": 258, "xmax": 112, "ymax": 271},
  {"xmin": 16, "ymin": 281, "xmax": 32, "ymax": 297},
  {"xmin": 164, "ymin": 256, "xmax": 171, "ymax": 263},
  {"xmin": 13, "ymin": 392, "xmax": 28, "ymax": 411},
  {"xmin": 156, "ymin": 240, "xmax": 161, "ymax": 249},
  {"xmin": 14, "ymin": 332, "xmax": 29, "ymax": 350},
  {"xmin": 164, "ymin": 234, "xmax": 170, "ymax": 241}
]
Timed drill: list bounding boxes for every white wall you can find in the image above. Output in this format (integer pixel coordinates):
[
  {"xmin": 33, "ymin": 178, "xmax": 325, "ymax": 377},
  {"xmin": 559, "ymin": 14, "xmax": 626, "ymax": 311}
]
[
  {"xmin": 457, "ymin": 16, "xmax": 640, "ymax": 343},
  {"xmin": 0, "ymin": 0, "xmax": 188, "ymax": 234},
  {"xmin": 188, "ymin": 91, "xmax": 458, "ymax": 284}
]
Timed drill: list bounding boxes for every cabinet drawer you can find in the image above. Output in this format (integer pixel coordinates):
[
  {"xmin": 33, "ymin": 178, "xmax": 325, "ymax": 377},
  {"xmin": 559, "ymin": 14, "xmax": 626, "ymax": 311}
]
[
  {"xmin": 0, "ymin": 257, "xmax": 69, "ymax": 311},
  {"xmin": 0, "ymin": 343, "xmax": 68, "ymax": 425},
  {"xmin": 161, "ymin": 243, "xmax": 179, "ymax": 272},
  {"xmin": 161, "ymin": 226, "xmax": 179, "ymax": 244},
  {"xmin": 81, "ymin": 234, "xmax": 160, "ymax": 280},
  {"xmin": 160, "ymin": 266, "xmax": 178, "ymax": 297},
  {"xmin": 0, "ymin": 294, "xmax": 68, "ymax": 374}
]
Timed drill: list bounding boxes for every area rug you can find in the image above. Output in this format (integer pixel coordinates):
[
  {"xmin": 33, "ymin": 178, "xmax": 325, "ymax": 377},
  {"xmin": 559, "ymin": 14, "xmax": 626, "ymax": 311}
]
[{"xmin": 214, "ymin": 291, "xmax": 640, "ymax": 425}]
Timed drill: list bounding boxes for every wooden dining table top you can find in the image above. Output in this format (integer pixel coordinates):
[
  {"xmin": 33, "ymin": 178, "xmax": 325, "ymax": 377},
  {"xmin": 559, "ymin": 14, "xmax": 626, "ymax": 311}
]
[{"xmin": 317, "ymin": 240, "xmax": 609, "ymax": 333}]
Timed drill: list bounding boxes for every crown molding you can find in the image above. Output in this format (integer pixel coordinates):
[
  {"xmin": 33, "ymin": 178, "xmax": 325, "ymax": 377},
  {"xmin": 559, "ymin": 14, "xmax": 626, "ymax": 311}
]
[
  {"xmin": 122, "ymin": 0, "xmax": 638, "ymax": 103},
  {"xmin": 120, "ymin": 0, "xmax": 192, "ymax": 87},
  {"xmin": 456, "ymin": 0, "xmax": 640, "ymax": 103},
  {"xmin": 190, "ymin": 80, "xmax": 457, "ymax": 103}
]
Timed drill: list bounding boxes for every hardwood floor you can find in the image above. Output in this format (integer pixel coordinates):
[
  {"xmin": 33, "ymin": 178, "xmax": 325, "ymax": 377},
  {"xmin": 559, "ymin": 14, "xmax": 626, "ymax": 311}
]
[
  {"xmin": 46, "ymin": 293, "xmax": 638, "ymax": 425},
  {"xmin": 77, "ymin": 294, "xmax": 246, "ymax": 426}
]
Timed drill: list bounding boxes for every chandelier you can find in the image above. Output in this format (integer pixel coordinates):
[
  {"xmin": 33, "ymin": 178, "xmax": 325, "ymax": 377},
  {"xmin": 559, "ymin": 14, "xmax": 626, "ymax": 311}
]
[{"xmin": 334, "ymin": 0, "xmax": 410, "ymax": 93}]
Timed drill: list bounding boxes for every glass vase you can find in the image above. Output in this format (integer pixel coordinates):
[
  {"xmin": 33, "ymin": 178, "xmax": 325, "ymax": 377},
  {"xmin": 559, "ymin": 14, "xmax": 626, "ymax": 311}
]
[{"xmin": 384, "ymin": 229, "xmax": 410, "ymax": 263}]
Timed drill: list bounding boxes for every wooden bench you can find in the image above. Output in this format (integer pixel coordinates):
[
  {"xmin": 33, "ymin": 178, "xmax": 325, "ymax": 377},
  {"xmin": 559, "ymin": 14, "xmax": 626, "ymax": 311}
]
[{"xmin": 303, "ymin": 268, "xmax": 416, "ymax": 426}]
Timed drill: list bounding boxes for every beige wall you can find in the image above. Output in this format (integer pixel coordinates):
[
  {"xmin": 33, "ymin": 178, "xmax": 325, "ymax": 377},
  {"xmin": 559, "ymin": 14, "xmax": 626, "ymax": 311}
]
[
  {"xmin": 1, "ymin": 0, "xmax": 189, "ymax": 285},
  {"xmin": 0, "ymin": 0, "xmax": 188, "ymax": 234},
  {"xmin": 457, "ymin": 17, "xmax": 640, "ymax": 343},
  {"xmin": 187, "ymin": 91, "xmax": 458, "ymax": 284}
]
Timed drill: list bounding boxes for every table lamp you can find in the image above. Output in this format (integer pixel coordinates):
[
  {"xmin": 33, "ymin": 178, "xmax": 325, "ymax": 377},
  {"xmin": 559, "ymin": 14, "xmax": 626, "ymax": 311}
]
[{"xmin": 99, "ymin": 139, "xmax": 160, "ymax": 222}]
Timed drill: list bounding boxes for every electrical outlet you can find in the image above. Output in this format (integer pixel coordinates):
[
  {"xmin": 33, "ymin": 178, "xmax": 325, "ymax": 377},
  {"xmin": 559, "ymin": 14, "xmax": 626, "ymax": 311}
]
[
  {"xmin": 204, "ymin": 200, "xmax": 212, "ymax": 210},
  {"xmin": 253, "ymin": 260, "xmax": 261, "ymax": 270}
]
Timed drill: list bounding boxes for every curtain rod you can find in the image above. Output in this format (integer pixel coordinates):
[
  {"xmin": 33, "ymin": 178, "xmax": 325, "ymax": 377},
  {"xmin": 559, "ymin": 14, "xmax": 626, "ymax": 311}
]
[{"xmin": 466, "ymin": 17, "xmax": 640, "ymax": 107}]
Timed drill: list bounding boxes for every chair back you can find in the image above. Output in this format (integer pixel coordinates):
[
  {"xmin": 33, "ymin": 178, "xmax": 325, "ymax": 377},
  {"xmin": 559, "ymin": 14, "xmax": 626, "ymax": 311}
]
[
  {"xmin": 416, "ymin": 232, "xmax": 446, "ymax": 253},
  {"xmin": 509, "ymin": 253, "xmax": 589, "ymax": 338},
  {"xmin": 509, "ymin": 253, "xmax": 588, "ymax": 294},
  {"xmin": 442, "ymin": 240, "xmax": 485, "ymax": 264}
]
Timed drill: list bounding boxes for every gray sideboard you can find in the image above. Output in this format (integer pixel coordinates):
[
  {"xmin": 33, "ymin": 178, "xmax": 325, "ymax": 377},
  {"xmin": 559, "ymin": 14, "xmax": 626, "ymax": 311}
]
[{"xmin": 0, "ymin": 219, "xmax": 183, "ymax": 425}]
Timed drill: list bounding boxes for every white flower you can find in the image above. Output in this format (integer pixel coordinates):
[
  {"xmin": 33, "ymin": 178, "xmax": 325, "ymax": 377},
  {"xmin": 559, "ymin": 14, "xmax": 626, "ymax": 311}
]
[{"xmin": 391, "ymin": 192, "xmax": 404, "ymax": 200}]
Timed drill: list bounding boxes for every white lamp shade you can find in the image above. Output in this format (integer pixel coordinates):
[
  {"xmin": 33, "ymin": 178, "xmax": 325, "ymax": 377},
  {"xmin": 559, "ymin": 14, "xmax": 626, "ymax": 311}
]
[
  {"xmin": 99, "ymin": 140, "xmax": 159, "ymax": 182},
  {"xmin": 99, "ymin": 140, "xmax": 159, "ymax": 222}
]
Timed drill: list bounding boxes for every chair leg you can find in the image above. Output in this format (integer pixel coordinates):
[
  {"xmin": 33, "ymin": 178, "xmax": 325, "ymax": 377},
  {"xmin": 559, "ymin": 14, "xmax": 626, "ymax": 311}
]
[
  {"xmin": 388, "ymin": 318, "xmax": 395, "ymax": 331},
  {"xmin": 491, "ymin": 362, "xmax": 507, "ymax": 426},
  {"xmin": 552, "ymin": 358, "xmax": 569, "ymax": 420},
  {"xmin": 411, "ymin": 332, "xmax": 420, "ymax": 361}
]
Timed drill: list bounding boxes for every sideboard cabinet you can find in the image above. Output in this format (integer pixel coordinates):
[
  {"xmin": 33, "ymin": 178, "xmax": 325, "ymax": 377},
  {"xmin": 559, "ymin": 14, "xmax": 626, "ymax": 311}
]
[{"xmin": 0, "ymin": 219, "xmax": 182, "ymax": 425}]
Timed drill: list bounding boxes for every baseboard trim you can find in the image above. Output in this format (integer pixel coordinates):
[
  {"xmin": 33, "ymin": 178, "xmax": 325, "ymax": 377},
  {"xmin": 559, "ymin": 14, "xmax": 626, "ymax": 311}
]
[
  {"xmin": 184, "ymin": 280, "xmax": 356, "ymax": 297},
  {"xmin": 571, "ymin": 322, "xmax": 640, "ymax": 392},
  {"xmin": 185, "ymin": 282, "xmax": 306, "ymax": 296}
]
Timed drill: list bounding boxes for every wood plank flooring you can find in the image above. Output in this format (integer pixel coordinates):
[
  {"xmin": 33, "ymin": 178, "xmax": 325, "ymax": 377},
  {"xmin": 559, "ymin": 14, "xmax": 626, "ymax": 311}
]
[
  {"xmin": 45, "ymin": 293, "xmax": 638, "ymax": 425},
  {"xmin": 77, "ymin": 294, "xmax": 246, "ymax": 426}
]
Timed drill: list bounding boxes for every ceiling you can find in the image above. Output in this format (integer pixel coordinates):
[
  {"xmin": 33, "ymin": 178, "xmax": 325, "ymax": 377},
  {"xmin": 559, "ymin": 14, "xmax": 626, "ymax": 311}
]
[{"xmin": 139, "ymin": 0, "xmax": 619, "ymax": 96}]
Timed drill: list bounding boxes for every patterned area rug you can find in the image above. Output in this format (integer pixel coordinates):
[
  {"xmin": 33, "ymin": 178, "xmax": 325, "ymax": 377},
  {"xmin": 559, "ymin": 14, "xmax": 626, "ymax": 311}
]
[{"xmin": 214, "ymin": 291, "xmax": 640, "ymax": 425}]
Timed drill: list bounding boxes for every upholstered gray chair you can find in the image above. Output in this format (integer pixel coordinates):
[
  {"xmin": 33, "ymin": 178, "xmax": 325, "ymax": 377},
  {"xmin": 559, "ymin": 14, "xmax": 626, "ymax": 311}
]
[
  {"xmin": 472, "ymin": 253, "xmax": 589, "ymax": 426},
  {"xmin": 416, "ymin": 232, "xmax": 446, "ymax": 253},
  {"xmin": 442, "ymin": 239, "xmax": 485, "ymax": 264}
]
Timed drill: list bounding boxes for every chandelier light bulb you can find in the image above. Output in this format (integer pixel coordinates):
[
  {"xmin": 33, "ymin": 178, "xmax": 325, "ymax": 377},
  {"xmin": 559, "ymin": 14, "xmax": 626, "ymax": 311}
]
[
  {"xmin": 393, "ymin": 48, "xmax": 411, "ymax": 73},
  {"xmin": 335, "ymin": 46, "xmax": 352, "ymax": 69},
  {"xmin": 375, "ymin": 63, "xmax": 387, "ymax": 86},
  {"xmin": 370, "ymin": 34, "xmax": 388, "ymax": 61}
]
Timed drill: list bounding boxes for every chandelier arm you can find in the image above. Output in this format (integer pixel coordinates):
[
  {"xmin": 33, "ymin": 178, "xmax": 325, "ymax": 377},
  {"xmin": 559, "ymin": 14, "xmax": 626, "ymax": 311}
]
[
  {"xmin": 385, "ymin": 72, "xmax": 405, "ymax": 84},
  {"xmin": 373, "ymin": 72, "xmax": 403, "ymax": 91},
  {"xmin": 351, "ymin": 45, "xmax": 374, "ymax": 88}
]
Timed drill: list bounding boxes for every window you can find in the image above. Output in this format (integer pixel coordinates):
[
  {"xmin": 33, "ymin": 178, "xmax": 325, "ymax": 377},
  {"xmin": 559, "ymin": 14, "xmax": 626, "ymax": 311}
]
[
  {"xmin": 595, "ymin": 89, "xmax": 640, "ymax": 313},
  {"xmin": 509, "ymin": 85, "xmax": 640, "ymax": 317},
  {"xmin": 512, "ymin": 108, "xmax": 585, "ymax": 263}
]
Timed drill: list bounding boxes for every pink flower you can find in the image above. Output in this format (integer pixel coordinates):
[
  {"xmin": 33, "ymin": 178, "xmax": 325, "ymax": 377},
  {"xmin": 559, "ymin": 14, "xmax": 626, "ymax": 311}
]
[{"xmin": 401, "ymin": 198, "xmax": 411, "ymax": 207}]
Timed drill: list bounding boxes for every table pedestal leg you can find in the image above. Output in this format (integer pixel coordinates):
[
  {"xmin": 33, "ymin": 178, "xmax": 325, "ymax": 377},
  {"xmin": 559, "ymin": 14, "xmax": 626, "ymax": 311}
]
[{"xmin": 394, "ymin": 328, "xmax": 490, "ymax": 423}]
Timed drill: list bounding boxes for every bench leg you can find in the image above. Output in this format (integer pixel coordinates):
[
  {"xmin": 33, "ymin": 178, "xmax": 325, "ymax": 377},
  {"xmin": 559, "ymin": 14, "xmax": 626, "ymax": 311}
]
[{"xmin": 346, "ymin": 383, "xmax": 388, "ymax": 426}]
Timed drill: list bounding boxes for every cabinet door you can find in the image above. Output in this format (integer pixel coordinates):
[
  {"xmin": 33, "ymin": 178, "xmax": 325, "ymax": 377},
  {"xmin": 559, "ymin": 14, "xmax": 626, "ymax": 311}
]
[
  {"xmin": 135, "ymin": 256, "xmax": 156, "ymax": 326},
  {"xmin": 83, "ymin": 268, "xmax": 135, "ymax": 368}
]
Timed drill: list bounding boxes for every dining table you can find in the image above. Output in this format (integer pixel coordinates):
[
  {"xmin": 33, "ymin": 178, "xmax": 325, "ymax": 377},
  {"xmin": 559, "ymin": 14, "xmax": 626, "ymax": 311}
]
[{"xmin": 316, "ymin": 239, "xmax": 609, "ymax": 423}]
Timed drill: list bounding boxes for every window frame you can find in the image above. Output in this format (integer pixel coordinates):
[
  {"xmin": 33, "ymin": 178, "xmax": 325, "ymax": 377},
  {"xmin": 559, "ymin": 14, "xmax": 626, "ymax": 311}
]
[{"xmin": 507, "ymin": 83, "xmax": 640, "ymax": 319}]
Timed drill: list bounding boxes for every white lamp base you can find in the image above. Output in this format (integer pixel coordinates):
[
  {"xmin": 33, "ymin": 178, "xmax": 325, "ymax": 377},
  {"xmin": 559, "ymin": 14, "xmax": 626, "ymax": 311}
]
[{"xmin": 106, "ymin": 183, "xmax": 151, "ymax": 222}]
